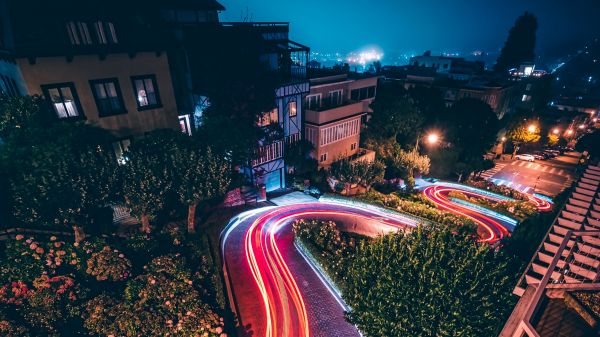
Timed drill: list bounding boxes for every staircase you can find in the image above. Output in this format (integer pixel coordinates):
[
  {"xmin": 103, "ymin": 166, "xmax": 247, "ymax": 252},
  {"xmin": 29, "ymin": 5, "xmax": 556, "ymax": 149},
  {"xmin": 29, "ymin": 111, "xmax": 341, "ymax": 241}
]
[{"xmin": 514, "ymin": 164, "xmax": 600, "ymax": 296}]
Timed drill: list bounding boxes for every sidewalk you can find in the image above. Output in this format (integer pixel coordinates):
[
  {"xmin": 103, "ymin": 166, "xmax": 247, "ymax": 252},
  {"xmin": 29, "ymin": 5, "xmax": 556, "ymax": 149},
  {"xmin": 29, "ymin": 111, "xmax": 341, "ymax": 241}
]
[{"xmin": 270, "ymin": 191, "xmax": 318, "ymax": 206}]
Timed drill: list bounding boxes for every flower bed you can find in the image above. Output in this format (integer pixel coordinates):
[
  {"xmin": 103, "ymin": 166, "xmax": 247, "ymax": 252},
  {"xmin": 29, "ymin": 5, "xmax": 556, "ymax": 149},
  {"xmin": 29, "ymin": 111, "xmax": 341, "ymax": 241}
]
[
  {"xmin": 448, "ymin": 190, "xmax": 536, "ymax": 221},
  {"xmin": 0, "ymin": 224, "xmax": 227, "ymax": 336}
]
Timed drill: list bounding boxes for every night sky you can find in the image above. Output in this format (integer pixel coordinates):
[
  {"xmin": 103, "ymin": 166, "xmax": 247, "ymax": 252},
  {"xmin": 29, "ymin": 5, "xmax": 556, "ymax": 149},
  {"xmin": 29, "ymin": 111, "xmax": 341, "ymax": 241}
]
[{"xmin": 221, "ymin": 0, "xmax": 600, "ymax": 60}]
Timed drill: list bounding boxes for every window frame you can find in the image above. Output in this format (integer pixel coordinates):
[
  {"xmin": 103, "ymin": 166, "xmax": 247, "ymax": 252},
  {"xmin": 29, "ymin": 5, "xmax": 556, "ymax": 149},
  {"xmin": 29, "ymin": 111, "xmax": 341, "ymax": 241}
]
[
  {"xmin": 41, "ymin": 82, "xmax": 85, "ymax": 120},
  {"xmin": 89, "ymin": 77, "xmax": 127, "ymax": 117},
  {"xmin": 305, "ymin": 94, "xmax": 321, "ymax": 110},
  {"xmin": 328, "ymin": 89, "xmax": 343, "ymax": 106},
  {"xmin": 130, "ymin": 74, "xmax": 162, "ymax": 111},
  {"xmin": 288, "ymin": 100, "xmax": 297, "ymax": 117}
]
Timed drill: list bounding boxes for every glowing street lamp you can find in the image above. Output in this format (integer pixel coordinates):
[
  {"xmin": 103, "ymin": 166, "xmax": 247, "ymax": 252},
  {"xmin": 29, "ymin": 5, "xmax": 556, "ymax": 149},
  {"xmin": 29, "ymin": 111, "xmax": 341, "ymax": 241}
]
[
  {"xmin": 552, "ymin": 128, "xmax": 560, "ymax": 135},
  {"xmin": 527, "ymin": 124, "xmax": 537, "ymax": 133},
  {"xmin": 566, "ymin": 129, "xmax": 574, "ymax": 136},
  {"xmin": 427, "ymin": 133, "xmax": 439, "ymax": 145},
  {"xmin": 501, "ymin": 136, "xmax": 507, "ymax": 142},
  {"xmin": 578, "ymin": 124, "xmax": 586, "ymax": 129}
]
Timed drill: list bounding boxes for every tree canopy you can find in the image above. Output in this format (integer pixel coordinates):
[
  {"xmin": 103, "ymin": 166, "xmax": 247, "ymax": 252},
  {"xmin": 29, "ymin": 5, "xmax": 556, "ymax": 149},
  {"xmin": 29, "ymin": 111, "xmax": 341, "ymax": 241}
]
[
  {"xmin": 494, "ymin": 12, "xmax": 538, "ymax": 74},
  {"xmin": 390, "ymin": 148, "xmax": 430, "ymax": 190},
  {"xmin": 576, "ymin": 131, "xmax": 600, "ymax": 160},
  {"xmin": 344, "ymin": 225, "xmax": 518, "ymax": 337}
]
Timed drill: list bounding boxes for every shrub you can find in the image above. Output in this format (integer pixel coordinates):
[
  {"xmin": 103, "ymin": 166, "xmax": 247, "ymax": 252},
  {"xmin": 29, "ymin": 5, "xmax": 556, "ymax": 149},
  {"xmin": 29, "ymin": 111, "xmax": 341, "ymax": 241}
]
[
  {"xmin": 466, "ymin": 178, "xmax": 528, "ymax": 200},
  {"xmin": 86, "ymin": 246, "xmax": 132, "ymax": 281}
]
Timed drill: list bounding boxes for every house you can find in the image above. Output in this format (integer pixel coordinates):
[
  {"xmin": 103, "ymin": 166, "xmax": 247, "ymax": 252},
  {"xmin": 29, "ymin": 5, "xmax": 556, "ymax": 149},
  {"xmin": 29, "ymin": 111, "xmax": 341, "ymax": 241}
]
[{"xmin": 304, "ymin": 71, "xmax": 378, "ymax": 167}]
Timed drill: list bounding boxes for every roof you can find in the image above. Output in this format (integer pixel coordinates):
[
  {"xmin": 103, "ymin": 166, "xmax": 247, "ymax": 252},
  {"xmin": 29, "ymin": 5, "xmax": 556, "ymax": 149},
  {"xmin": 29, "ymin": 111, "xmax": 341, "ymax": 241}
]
[{"xmin": 157, "ymin": 0, "xmax": 225, "ymax": 10}]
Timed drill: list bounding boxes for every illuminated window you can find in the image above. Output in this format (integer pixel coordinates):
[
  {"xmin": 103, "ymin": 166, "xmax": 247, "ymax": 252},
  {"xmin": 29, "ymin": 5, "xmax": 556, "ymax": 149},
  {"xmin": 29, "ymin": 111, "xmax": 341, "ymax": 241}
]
[
  {"xmin": 41, "ymin": 83, "xmax": 83, "ymax": 119},
  {"xmin": 521, "ymin": 95, "xmax": 531, "ymax": 102},
  {"xmin": 131, "ymin": 75, "xmax": 161, "ymax": 110},
  {"xmin": 258, "ymin": 108, "xmax": 279, "ymax": 127},
  {"xmin": 94, "ymin": 21, "xmax": 118, "ymax": 44},
  {"xmin": 288, "ymin": 100, "xmax": 297, "ymax": 117},
  {"xmin": 90, "ymin": 78, "xmax": 126, "ymax": 117},
  {"xmin": 66, "ymin": 22, "xmax": 92, "ymax": 45},
  {"xmin": 112, "ymin": 138, "xmax": 131, "ymax": 165}
]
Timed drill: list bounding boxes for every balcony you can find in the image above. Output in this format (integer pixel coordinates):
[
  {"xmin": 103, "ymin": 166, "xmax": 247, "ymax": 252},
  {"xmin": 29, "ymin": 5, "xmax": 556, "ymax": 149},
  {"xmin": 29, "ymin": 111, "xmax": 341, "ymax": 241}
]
[{"xmin": 305, "ymin": 100, "xmax": 367, "ymax": 125}]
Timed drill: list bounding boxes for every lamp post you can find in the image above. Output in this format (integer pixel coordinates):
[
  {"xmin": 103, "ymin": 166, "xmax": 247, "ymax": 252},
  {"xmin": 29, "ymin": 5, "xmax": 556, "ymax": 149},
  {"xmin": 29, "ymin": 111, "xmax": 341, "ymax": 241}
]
[{"xmin": 414, "ymin": 132, "xmax": 440, "ymax": 153}]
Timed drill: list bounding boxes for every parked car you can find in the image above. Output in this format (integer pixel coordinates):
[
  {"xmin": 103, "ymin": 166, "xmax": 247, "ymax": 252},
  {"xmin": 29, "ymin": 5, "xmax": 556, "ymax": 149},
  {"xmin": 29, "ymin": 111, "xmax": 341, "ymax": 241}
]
[
  {"xmin": 515, "ymin": 154, "xmax": 535, "ymax": 162},
  {"xmin": 543, "ymin": 150, "xmax": 558, "ymax": 158},
  {"xmin": 532, "ymin": 153, "xmax": 547, "ymax": 160}
]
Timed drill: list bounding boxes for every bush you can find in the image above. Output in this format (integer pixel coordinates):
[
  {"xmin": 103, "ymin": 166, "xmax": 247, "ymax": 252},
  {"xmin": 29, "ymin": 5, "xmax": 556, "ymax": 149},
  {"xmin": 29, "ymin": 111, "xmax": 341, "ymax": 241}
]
[
  {"xmin": 466, "ymin": 178, "xmax": 528, "ymax": 201},
  {"xmin": 86, "ymin": 246, "xmax": 132, "ymax": 282}
]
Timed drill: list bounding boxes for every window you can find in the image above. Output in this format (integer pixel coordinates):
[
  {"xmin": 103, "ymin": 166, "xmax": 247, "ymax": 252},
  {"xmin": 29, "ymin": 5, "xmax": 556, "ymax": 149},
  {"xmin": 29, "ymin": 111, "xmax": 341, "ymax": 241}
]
[
  {"xmin": 41, "ymin": 83, "xmax": 83, "ymax": 119},
  {"xmin": 66, "ymin": 22, "xmax": 92, "ymax": 45},
  {"xmin": 522, "ymin": 94, "xmax": 531, "ymax": 102},
  {"xmin": 288, "ymin": 100, "xmax": 297, "ymax": 117},
  {"xmin": 258, "ymin": 107, "xmax": 279, "ymax": 127},
  {"xmin": 319, "ymin": 153, "xmax": 327, "ymax": 163},
  {"xmin": 94, "ymin": 21, "xmax": 118, "ymax": 44},
  {"xmin": 90, "ymin": 78, "xmax": 126, "ymax": 117},
  {"xmin": 328, "ymin": 90, "xmax": 342, "ymax": 106},
  {"xmin": 131, "ymin": 75, "xmax": 161, "ymax": 110},
  {"xmin": 351, "ymin": 143, "xmax": 357, "ymax": 151},
  {"xmin": 351, "ymin": 86, "xmax": 376, "ymax": 101},
  {"xmin": 320, "ymin": 119, "xmax": 360, "ymax": 146},
  {"xmin": 306, "ymin": 94, "xmax": 321, "ymax": 110}
]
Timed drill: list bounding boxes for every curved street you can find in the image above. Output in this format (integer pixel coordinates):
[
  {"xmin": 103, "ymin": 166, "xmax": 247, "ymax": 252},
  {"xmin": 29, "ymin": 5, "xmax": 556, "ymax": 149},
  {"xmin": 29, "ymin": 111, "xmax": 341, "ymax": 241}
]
[{"xmin": 221, "ymin": 182, "xmax": 552, "ymax": 337}]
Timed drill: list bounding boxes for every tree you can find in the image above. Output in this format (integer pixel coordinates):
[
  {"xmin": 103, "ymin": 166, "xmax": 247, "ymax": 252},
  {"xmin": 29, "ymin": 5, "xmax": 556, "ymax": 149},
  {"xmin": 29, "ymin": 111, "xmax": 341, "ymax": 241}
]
[
  {"xmin": 506, "ymin": 120, "xmax": 541, "ymax": 157},
  {"xmin": 11, "ymin": 147, "xmax": 117, "ymax": 242},
  {"xmin": 576, "ymin": 131, "xmax": 600, "ymax": 160},
  {"xmin": 494, "ymin": 12, "xmax": 538, "ymax": 74},
  {"xmin": 547, "ymin": 133, "xmax": 559, "ymax": 147},
  {"xmin": 445, "ymin": 99, "xmax": 500, "ymax": 160},
  {"xmin": 172, "ymin": 146, "xmax": 231, "ymax": 233},
  {"xmin": 192, "ymin": 27, "xmax": 279, "ymax": 168},
  {"xmin": 344, "ymin": 225, "xmax": 518, "ymax": 337},
  {"xmin": 121, "ymin": 132, "xmax": 175, "ymax": 233},
  {"xmin": 328, "ymin": 158, "xmax": 385, "ymax": 194},
  {"xmin": 284, "ymin": 139, "xmax": 318, "ymax": 176},
  {"xmin": 390, "ymin": 148, "xmax": 430, "ymax": 190},
  {"xmin": 0, "ymin": 95, "xmax": 51, "ymax": 139},
  {"xmin": 365, "ymin": 82, "xmax": 424, "ymax": 143}
]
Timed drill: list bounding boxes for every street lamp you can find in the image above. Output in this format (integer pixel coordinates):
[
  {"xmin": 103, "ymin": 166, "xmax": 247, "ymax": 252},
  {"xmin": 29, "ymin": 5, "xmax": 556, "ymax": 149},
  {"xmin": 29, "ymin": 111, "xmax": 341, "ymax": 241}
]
[
  {"xmin": 567, "ymin": 129, "xmax": 574, "ymax": 136},
  {"xmin": 527, "ymin": 124, "xmax": 537, "ymax": 133},
  {"xmin": 427, "ymin": 133, "xmax": 439, "ymax": 145},
  {"xmin": 578, "ymin": 124, "xmax": 586, "ymax": 129},
  {"xmin": 552, "ymin": 128, "xmax": 560, "ymax": 135}
]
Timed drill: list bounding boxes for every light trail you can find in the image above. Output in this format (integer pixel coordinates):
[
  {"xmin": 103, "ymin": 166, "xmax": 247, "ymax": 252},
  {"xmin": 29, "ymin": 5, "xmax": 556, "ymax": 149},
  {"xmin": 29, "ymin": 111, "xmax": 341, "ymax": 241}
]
[{"xmin": 221, "ymin": 184, "xmax": 552, "ymax": 337}]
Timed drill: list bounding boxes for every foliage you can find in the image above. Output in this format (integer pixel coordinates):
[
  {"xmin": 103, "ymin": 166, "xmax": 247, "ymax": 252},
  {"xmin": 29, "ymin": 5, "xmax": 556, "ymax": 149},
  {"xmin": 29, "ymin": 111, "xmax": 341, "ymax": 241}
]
[
  {"xmin": 506, "ymin": 120, "xmax": 541, "ymax": 145},
  {"xmin": 390, "ymin": 148, "xmax": 430, "ymax": 190},
  {"xmin": 0, "ymin": 95, "xmax": 50, "ymax": 139},
  {"xmin": 466, "ymin": 178, "xmax": 528, "ymax": 200},
  {"xmin": 0, "ymin": 235, "xmax": 83, "ymax": 283},
  {"xmin": 354, "ymin": 191, "xmax": 477, "ymax": 232},
  {"xmin": 547, "ymin": 133, "xmax": 559, "ymax": 146},
  {"xmin": 328, "ymin": 158, "xmax": 385, "ymax": 193},
  {"xmin": 576, "ymin": 131, "xmax": 600, "ymax": 159},
  {"xmin": 83, "ymin": 254, "xmax": 225, "ymax": 337},
  {"xmin": 365, "ymin": 82, "xmax": 423, "ymax": 142},
  {"xmin": 344, "ymin": 225, "xmax": 518, "ymax": 337},
  {"xmin": 284, "ymin": 139, "xmax": 318, "ymax": 176},
  {"xmin": 121, "ymin": 131, "xmax": 175, "ymax": 232},
  {"xmin": 446, "ymin": 191, "xmax": 536, "ymax": 220},
  {"xmin": 86, "ymin": 246, "xmax": 132, "ymax": 281},
  {"xmin": 494, "ymin": 12, "xmax": 538, "ymax": 73},
  {"xmin": 293, "ymin": 219, "xmax": 364, "ymax": 286}
]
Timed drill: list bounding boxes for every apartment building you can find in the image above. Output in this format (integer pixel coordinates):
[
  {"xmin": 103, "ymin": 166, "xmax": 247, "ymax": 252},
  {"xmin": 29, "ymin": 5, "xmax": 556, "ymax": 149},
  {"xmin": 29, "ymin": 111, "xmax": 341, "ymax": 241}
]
[
  {"xmin": 2, "ymin": 0, "xmax": 180, "ymax": 160},
  {"xmin": 304, "ymin": 72, "xmax": 378, "ymax": 167}
]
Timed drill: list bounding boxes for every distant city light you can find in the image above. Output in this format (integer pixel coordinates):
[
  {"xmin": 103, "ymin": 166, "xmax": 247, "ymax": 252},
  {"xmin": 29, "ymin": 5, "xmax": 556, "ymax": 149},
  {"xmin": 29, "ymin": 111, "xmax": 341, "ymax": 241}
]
[
  {"xmin": 345, "ymin": 47, "xmax": 384, "ymax": 66},
  {"xmin": 593, "ymin": 118, "xmax": 598, "ymax": 122},
  {"xmin": 578, "ymin": 124, "xmax": 586, "ymax": 129},
  {"xmin": 567, "ymin": 129, "xmax": 574, "ymax": 135},
  {"xmin": 552, "ymin": 128, "xmax": 560, "ymax": 135}
]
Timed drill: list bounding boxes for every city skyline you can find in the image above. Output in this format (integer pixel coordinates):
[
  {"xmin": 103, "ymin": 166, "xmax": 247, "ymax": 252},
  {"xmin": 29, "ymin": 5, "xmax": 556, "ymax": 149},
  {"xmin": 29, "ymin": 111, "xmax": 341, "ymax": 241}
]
[{"xmin": 222, "ymin": 0, "xmax": 600, "ymax": 61}]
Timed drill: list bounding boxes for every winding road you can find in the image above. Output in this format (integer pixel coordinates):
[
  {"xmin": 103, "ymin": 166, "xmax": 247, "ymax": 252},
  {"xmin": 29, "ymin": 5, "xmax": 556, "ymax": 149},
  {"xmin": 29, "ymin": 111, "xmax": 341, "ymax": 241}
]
[{"xmin": 221, "ymin": 182, "xmax": 552, "ymax": 337}]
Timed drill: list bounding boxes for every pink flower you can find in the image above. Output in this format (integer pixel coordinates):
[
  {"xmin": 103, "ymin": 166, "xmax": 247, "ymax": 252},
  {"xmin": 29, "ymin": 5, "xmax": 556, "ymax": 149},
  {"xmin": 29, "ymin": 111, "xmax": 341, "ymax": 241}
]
[
  {"xmin": 50, "ymin": 236, "xmax": 57, "ymax": 241},
  {"xmin": 29, "ymin": 243, "xmax": 38, "ymax": 250},
  {"xmin": 15, "ymin": 235, "xmax": 24, "ymax": 240}
]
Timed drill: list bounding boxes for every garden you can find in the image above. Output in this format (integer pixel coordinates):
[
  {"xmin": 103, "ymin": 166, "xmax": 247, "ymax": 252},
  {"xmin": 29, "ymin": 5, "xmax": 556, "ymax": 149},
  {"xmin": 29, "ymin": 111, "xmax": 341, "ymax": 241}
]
[{"xmin": 0, "ymin": 223, "xmax": 230, "ymax": 336}]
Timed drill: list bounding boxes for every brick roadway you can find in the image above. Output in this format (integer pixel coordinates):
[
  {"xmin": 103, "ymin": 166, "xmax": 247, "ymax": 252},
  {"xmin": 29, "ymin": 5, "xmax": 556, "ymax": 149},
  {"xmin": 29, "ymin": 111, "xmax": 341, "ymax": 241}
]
[{"xmin": 222, "ymin": 207, "xmax": 364, "ymax": 337}]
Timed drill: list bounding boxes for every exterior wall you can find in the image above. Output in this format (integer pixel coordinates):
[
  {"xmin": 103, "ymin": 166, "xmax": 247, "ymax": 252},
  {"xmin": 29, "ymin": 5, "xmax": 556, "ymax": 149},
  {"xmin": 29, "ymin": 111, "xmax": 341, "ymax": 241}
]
[
  {"xmin": 17, "ymin": 52, "xmax": 179, "ymax": 138},
  {"xmin": 0, "ymin": 58, "xmax": 26, "ymax": 95},
  {"xmin": 409, "ymin": 56, "xmax": 454, "ymax": 73},
  {"xmin": 306, "ymin": 116, "xmax": 361, "ymax": 167}
]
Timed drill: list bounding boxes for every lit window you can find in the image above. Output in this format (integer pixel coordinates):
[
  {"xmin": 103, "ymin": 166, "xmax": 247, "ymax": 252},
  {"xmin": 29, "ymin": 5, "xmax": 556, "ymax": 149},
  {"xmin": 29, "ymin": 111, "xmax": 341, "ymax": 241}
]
[
  {"xmin": 41, "ymin": 83, "xmax": 83, "ymax": 119},
  {"xmin": 90, "ymin": 78, "xmax": 125, "ymax": 117},
  {"xmin": 521, "ymin": 94, "xmax": 531, "ymax": 102},
  {"xmin": 288, "ymin": 100, "xmax": 297, "ymax": 117},
  {"xmin": 131, "ymin": 75, "xmax": 161, "ymax": 110},
  {"xmin": 258, "ymin": 108, "xmax": 279, "ymax": 127},
  {"xmin": 320, "ymin": 153, "xmax": 327, "ymax": 163},
  {"xmin": 112, "ymin": 138, "xmax": 131, "ymax": 165}
]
